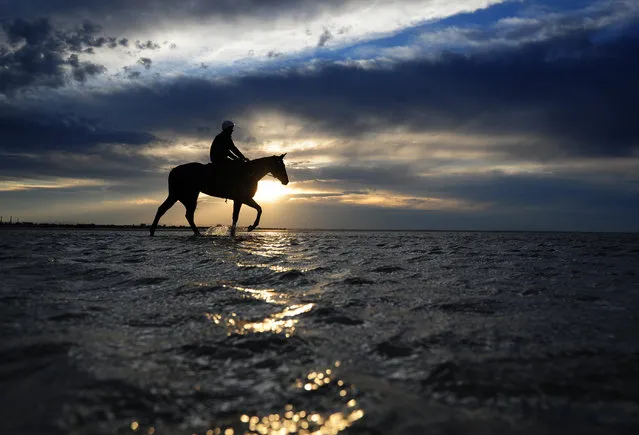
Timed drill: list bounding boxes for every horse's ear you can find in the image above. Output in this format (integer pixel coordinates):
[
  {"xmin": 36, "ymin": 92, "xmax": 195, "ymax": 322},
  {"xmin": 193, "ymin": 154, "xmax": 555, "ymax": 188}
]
[{"xmin": 279, "ymin": 153, "xmax": 287, "ymax": 159}]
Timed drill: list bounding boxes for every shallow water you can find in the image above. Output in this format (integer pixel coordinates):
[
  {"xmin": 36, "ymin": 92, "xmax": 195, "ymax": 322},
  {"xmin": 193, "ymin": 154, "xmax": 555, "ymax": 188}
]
[{"xmin": 1, "ymin": 229, "xmax": 639, "ymax": 434}]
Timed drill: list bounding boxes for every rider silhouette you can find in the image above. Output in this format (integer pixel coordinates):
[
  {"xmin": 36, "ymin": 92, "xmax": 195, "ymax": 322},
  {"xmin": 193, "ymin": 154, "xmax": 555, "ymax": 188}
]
[{"xmin": 210, "ymin": 120, "xmax": 249, "ymax": 166}]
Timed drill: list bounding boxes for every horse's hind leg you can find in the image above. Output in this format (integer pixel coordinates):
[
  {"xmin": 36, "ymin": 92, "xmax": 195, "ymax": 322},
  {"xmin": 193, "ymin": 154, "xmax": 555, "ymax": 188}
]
[
  {"xmin": 180, "ymin": 192, "xmax": 201, "ymax": 236},
  {"xmin": 150, "ymin": 195, "xmax": 178, "ymax": 236},
  {"xmin": 243, "ymin": 198, "xmax": 262, "ymax": 232}
]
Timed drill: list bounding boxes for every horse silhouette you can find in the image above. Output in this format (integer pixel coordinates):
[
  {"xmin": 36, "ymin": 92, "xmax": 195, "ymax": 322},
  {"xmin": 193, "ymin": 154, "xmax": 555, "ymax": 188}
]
[{"xmin": 150, "ymin": 154, "xmax": 288, "ymax": 236}]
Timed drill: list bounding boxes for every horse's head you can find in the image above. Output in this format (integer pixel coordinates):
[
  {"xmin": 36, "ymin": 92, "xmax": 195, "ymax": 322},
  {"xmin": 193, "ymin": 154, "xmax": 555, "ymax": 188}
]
[{"xmin": 270, "ymin": 153, "xmax": 289, "ymax": 185}]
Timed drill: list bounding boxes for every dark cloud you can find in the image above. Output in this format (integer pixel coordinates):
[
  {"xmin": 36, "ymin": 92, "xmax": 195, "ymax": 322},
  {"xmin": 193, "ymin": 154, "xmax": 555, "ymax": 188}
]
[
  {"xmin": 0, "ymin": 0, "xmax": 361, "ymax": 24},
  {"xmin": 64, "ymin": 28, "xmax": 638, "ymax": 161},
  {"xmin": 0, "ymin": 107, "xmax": 157, "ymax": 153},
  {"xmin": 427, "ymin": 173, "xmax": 639, "ymax": 212},
  {"xmin": 122, "ymin": 66, "xmax": 142, "ymax": 79},
  {"xmin": 138, "ymin": 57, "xmax": 152, "ymax": 69},
  {"xmin": 290, "ymin": 164, "xmax": 639, "ymax": 227},
  {"xmin": 0, "ymin": 150, "xmax": 160, "ymax": 185},
  {"xmin": 135, "ymin": 40, "xmax": 160, "ymax": 50},
  {"xmin": 57, "ymin": 19, "xmax": 107, "ymax": 51},
  {"xmin": 295, "ymin": 32, "xmax": 636, "ymax": 157},
  {"xmin": 317, "ymin": 29, "xmax": 333, "ymax": 47},
  {"xmin": 0, "ymin": 18, "xmax": 65, "ymax": 92},
  {"xmin": 280, "ymin": 165, "xmax": 639, "ymax": 231},
  {"xmin": 71, "ymin": 60, "xmax": 106, "ymax": 81},
  {"xmin": 291, "ymin": 164, "xmax": 421, "ymax": 192},
  {"xmin": 0, "ymin": 18, "xmax": 148, "ymax": 94},
  {"xmin": 0, "ymin": 104, "xmax": 163, "ymax": 198},
  {"xmin": 6, "ymin": 17, "xmax": 53, "ymax": 45}
]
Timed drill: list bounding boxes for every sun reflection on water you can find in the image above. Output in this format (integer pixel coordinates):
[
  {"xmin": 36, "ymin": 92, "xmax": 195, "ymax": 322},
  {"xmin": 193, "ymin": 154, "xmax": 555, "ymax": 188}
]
[
  {"xmin": 129, "ymin": 363, "xmax": 365, "ymax": 435},
  {"xmin": 236, "ymin": 262, "xmax": 307, "ymax": 273},
  {"xmin": 205, "ymin": 303, "xmax": 314, "ymax": 337},
  {"xmin": 205, "ymin": 284, "xmax": 313, "ymax": 337},
  {"xmin": 130, "ymin": 256, "xmax": 366, "ymax": 435},
  {"xmin": 208, "ymin": 363, "xmax": 364, "ymax": 435},
  {"xmin": 238, "ymin": 238, "xmax": 290, "ymax": 258},
  {"xmin": 222, "ymin": 284, "xmax": 287, "ymax": 305}
]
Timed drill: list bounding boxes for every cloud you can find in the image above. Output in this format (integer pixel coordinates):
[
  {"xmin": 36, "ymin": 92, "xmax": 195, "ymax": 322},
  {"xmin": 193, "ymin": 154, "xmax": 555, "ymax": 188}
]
[
  {"xmin": 340, "ymin": 0, "xmax": 639, "ymax": 68},
  {"xmin": 69, "ymin": 55, "xmax": 107, "ymax": 81},
  {"xmin": 1, "ymin": 0, "xmax": 508, "ymax": 74},
  {"xmin": 0, "ymin": 107, "xmax": 157, "ymax": 153},
  {"xmin": 289, "ymin": 188, "xmax": 481, "ymax": 211},
  {"xmin": 135, "ymin": 40, "xmax": 160, "ymax": 51},
  {"xmin": 4, "ymin": 21, "xmax": 638, "ymax": 176},
  {"xmin": 1, "ymin": 0, "xmax": 638, "ymax": 230},
  {"xmin": 137, "ymin": 57, "xmax": 152, "ymax": 69},
  {"xmin": 0, "ymin": 176, "xmax": 108, "ymax": 192},
  {"xmin": 123, "ymin": 68, "xmax": 142, "ymax": 79},
  {"xmin": 0, "ymin": 18, "xmax": 162, "ymax": 94},
  {"xmin": 1, "ymin": 1, "xmax": 497, "ymax": 25},
  {"xmin": 317, "ymin": 29, "xmax": 333, "ymax": 47},
  {"xmin": 47, "ymin": 28, "xmax": 636, "ymax": 162}
]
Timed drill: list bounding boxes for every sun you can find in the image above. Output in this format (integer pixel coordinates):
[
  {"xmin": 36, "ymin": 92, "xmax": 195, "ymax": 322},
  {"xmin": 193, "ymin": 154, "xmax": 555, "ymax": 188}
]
[{"xmin": 254, "ymin": 179, "xmax": 288, "ymax": 202}]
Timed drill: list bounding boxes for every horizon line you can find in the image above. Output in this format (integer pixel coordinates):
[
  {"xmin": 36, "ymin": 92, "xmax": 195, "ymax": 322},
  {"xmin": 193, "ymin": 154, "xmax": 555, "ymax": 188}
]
[{"xmin": 1, "ymin": 222, "xmax": 637, "ymax": 234}]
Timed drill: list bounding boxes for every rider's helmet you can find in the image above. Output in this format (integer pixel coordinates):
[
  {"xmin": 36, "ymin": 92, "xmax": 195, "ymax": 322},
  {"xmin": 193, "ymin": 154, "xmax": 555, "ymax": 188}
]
[{"xmin": 222, "ymin": 120, "xmax": 235, "ymax": 131}]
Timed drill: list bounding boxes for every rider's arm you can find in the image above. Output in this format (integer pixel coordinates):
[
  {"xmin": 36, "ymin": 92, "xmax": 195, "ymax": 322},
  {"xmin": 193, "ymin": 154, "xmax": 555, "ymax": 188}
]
[{"xmin": 228, "ymin": 139, "xmax": 248, "ymax": 161}]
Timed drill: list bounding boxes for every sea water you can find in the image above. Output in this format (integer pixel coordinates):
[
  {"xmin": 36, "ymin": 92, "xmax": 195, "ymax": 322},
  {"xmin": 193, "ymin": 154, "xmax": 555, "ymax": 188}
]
[{"xmin": 1, "ymin": 229, "xmax": 638, "ymax": 434}]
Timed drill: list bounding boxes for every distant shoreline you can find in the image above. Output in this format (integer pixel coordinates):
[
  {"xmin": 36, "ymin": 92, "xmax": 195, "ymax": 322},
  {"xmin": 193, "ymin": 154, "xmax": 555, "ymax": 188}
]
[
  {"xmin": 0, "ymin": 224, "xmax": 286, "ymax": 231},
  {"xmin": 0, "ymin": 224, "xmax": 191, "ymax": 231},
  {"xmin": 0, "ymin": 223, "xmax": 636, "ymax": 234}
]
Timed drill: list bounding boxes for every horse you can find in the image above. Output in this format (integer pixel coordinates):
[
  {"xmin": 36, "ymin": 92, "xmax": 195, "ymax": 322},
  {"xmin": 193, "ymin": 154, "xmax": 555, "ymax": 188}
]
[{"xmin": 149, "ymin": 154, "xmax": 288, "ymax": 237}]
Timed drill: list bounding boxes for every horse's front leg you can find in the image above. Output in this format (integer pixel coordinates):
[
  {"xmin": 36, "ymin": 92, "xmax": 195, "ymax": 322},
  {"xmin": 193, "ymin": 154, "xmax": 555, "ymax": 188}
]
[
  {"xmin": 243, "ymin": 198, "xmax": 262, "ymax": 232},
  {"xmin": 182, "ymin": 192, "xmax": 201, "ymax": 236},
  {"xmin": 231, "ymin": 200, "xmax": 242, "ymax": 236}
]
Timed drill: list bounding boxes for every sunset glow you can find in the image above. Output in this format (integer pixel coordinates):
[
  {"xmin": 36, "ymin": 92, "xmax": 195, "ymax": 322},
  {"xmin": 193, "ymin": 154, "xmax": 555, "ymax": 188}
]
[
  {"xmin": 1, "ymin": 0, "xmax": 638, "ymax": 230},
  {"xmin": 254, "ymin": 179, "xmax": 289, "ymax": 203}
]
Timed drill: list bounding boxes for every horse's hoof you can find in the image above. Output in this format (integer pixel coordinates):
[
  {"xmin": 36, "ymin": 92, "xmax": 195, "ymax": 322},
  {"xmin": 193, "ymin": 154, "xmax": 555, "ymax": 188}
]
[{"xmin": 247, "ymin": 225, "xmax": 255, "ymax": 232}]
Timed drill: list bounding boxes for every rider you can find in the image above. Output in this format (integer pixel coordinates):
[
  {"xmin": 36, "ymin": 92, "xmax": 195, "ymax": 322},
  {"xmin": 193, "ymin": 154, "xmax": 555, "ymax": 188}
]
[{"xmin": 210, "ymin": 120, "xmax": 249, "ymax": 169}]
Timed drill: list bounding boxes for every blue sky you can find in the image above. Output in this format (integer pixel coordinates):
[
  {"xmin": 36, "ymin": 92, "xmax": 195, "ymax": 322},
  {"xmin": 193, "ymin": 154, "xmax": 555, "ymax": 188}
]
[{"xmin": 1, "ymin": 0, "xmax": 638, "ymax": 231}]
